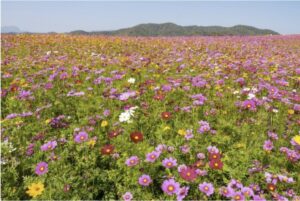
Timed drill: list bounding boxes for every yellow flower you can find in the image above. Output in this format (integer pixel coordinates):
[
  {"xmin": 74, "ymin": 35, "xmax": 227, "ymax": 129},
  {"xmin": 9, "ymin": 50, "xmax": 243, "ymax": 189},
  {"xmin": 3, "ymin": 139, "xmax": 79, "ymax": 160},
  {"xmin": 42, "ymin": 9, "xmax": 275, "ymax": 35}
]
[
  {"xmin": 26, "ymin": 182, "xmax": 44, "ymax": 198},
  {"xmin": 163, "ymin": 126, "xmax": 170, "ymax": 131},
  {"xmin": 101, "ymin": 120, "xmax": 108, "ymax": 127},
  {"xmin": 178, "ymin": 129, "xmax": 186, "ymax": 136},
  {"xmin": 288, "ymin": 109, "xmax": 294, "ymax": 115},
  {"xmin": 293, "ymin": 135, "xmax": 300, "ymax": 145},
  {"xmin": 45, "ymin": 119, "xmax": 51, "ymax": 124},
  {"xmin": 87, "ymin": 139, "xmax": 96, "ymax": 147}
]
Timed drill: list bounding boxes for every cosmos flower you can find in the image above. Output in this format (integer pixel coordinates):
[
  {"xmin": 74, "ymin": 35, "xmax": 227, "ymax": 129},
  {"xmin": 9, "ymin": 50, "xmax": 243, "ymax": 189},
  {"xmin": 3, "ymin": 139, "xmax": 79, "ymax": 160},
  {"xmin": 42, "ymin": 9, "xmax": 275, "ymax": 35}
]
[
  {"xmin": 100, "ymin": 144, "xmax": 114, "ymax": 155},
  {"xmin": 125, "ymin": 156, "xmax": 139, "ymax": 167},
  {"xmin": 122, "ymin": 192, "xmax": 133, "ymax": 201},
  {"xmin": 26, "ymin": 182, "xmax": 45, "ymax": 198},
  {"xmin": 161, "ymin": 179, "xmax": 180, "ymax": 195},
  {"xmin": 161, "ymin": 111, "xmax": 172, "ymax": 120},
  {"xmin": 35, "ymin": 162, "xmax": 48, "ymax": 175},
  {"xmin": 146, "ymin": 151, "xmax": 160, "ymax": 163},
  {"xmin": 198, "ymin": 182, "xmax": 214, "ymax": 196},
  {"xmin": 138, "ymin": 174, "xmax": 152, "ymax": 186},
  {"xmin": 40, "ymin": 140, "xmax": 57, "ymax": 151},
  {"xmin": 242, "ymin": 99, "xmax": 257, "ymax": 111},
  {"xmin": 219, "ymin": 186, "xmax": 234, "ymax": 198},
  {"xmin": 232, "ymin": 192, "xmax": 245, "ymax": 201},
  {"xmin": 179, "ymin": 166, "xmax": 197, "ymax": 182},
  {"xmin": 162, "ymin": 157, "xmax": 177, "ymax": 168},
  {"xmin": 263, "ymin": 140, "xmax": 274, "ymax": 151},
  {"xmin": 241, "ymin": 187, "xmax": 254, "ymax": 197},
  {"xmin": 74, "ymin": 131, "xmax": 89, "ymax": 143},
  {"xmin": 127, "ymin": 78, "xmax": 136, "ymax": 84},
  {"xmin": 176, "ymin": 186, "xmax": 189, "ymax": 201},
  {"xmin": 130, "ymin": 131, "xmax": 143, "ymax": 143},
  {"xmin": 209, "ymin": 159, "xmax": 223, "ymax": 170}
]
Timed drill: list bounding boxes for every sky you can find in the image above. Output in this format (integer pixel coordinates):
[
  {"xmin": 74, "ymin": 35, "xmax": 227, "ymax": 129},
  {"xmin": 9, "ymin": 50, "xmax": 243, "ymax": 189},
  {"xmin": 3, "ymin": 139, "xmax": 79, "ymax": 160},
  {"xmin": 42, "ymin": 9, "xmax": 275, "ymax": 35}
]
[{"xmin": 2, "ymin": 1, "xmax": 300, "ymax": 34}]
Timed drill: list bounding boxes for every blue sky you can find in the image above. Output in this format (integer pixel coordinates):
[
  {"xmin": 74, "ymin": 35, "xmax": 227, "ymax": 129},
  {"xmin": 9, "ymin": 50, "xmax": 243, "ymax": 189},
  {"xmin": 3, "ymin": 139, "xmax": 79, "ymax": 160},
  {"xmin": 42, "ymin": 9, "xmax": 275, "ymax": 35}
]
[{"xmin": 2, "ymin": 1, "xmax": 300, "ymax": 34}]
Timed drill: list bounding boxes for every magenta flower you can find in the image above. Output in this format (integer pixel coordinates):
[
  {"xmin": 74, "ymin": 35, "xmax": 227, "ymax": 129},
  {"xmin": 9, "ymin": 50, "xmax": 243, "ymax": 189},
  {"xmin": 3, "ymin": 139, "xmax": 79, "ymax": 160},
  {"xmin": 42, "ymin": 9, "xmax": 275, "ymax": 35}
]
[
  {"xmin": 263, "ymin": 139, "xmax": 274, "ymax": 151},
  {"xmin": 122, "ymin": 192, "xmax": 133, "ymax": 201},
  {"xmin": 161, "ymin": 179, "xmax": 180, "ymax": 195},
  {"xmin": 125, "ymin": 156, "xmax": 139, "ymax": 167},
  {"xmin": 145, "ymin": 151, "xmax": 160, "ymax": 163},
  {"xmin": 35, "ymin": 162, "xmax": 48, "ymax": 175},
  {"xmin": 162, "ymin": 157, "xmax": 177, "ymax": 168},
  {"xmin": 40, "ymin": 140, "xmax": 57, "ymax": 151},
  {"xmin": 197, "ymin": 121, "xmax": 211, "ymax": 134},
  {"xmin": 138, "ymin": 174, "xmax": 152, "ymax": 186},
  {"xmin": 199, "ymin": 182, "xmax": 214, "ymax": 196},
  {"xmin": 74, "ymin": 131, "xmax": 88, "ymax": 143}
]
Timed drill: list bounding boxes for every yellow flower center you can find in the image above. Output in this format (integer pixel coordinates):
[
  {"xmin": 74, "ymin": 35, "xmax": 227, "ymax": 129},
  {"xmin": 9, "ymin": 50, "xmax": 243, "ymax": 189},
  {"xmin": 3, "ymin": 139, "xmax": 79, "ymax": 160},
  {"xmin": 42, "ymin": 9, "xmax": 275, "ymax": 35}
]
[
  {"xmin": 134, "ymin": 136, "xmax": 139, "ymax": 140},
  {"xmin": 143, "ymin": 179, "xmax": 148, "ymax": 183},
  {"xmin": 168, "ymin": 185, "xmax": 174, "ymax": 191},
  {"xmin": 204, "ymin": 186, "xmax": 209, "ymax": 191},
  {"xmin": 40, "ymin": 167, "xmax": 44, "ymax": 171},
  {"xmin": 167, "ymin": 162, "xmax": 172, "ymax": 167}
]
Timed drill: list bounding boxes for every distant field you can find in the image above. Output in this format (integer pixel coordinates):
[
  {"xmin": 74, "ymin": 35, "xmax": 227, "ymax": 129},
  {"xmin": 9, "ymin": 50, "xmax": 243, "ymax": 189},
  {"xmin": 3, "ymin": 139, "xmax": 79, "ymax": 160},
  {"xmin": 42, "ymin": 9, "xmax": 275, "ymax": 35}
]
[{"xmin": 1, "ymin": 34, "xmax": 300, "ymax": 200}]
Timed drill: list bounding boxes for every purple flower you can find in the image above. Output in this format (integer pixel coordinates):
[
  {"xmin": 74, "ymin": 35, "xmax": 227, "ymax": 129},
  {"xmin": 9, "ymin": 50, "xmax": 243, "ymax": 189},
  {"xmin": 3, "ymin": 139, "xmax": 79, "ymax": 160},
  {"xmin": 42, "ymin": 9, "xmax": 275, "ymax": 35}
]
[
  {"xmin": 197, "ymin": 153, "xmax": 206, "ymax": 159},
  {"xmin": 207, "ymin": 146, "xmax": 219, "ymax": 154},
  {"xmin": 199, "ymin": 182, "xmax": 214, "ymax": 196},
  {"xmin": 26, "ymin": 143, "xmax": 35, "ymax": 156},
  {"xmin": 145, "ymin": 151, "xmax": 160, "ymax": 163},
  {"xmin": 242, "ymin": 99, "xmax": 257, "ymax": 111},
  {"xmin": 161, "ymin": 179, "xmax": 180, "ymax": 195},
  {"xmin": 125, "ymin": 156, "xmax": 139, "ymax": 167},
  {"xmin": 5, "ymin": 113, "xmax": 19, "ymax": 119},
  {"xmin": 176, "ymin": 186, "xmax": 189, "ymax": 201},
  {"xmin": 74, "ymin": 131, "xmax": 88, "ymax": 143},
  {"xmin": 263, "ymin": 140, "xmax": 273, "ymax": 151},
  {"xmin": 191, "ymin": 93, "xmax": 207, "ymax": 105},
  {"xmin": 191, "ymin": 76, "xmax": 207, "ymax": 88},
  {"xmin": 138, "ymin": 174, "xmax": 152, "ymax": 186},
  {"xmin": 252, "ymin": 195, "xmax": 266, "ymax": 201},
  {"xmin": 219, "ymin": 187, "xmax": 234, "ymax": 198},
  {"xmin": 162, "ymin": 157, "xmax": 177, "ymax": 168},
  {"xmin": 103, "ymin": 109, "xmax": 111, "ymax": 117},
  {"xmin": 122, "ymin": 192, "xmax": 133, "ymax": 201},
  {"xmin": 197, "ymin": 121, "xmax": 211, "ymax": 134},
  {"xmin": 35, "ymin": 162, "xmax": 48, "ymax": 175},
  {"xmin": 232, "ymin": 192, "xmax": 245, "ymax": 201},
  {"xmin": 40, "ymin": 140, "xmax": 57, "ymax": 151},
  {"xmin": 18, "ymin": 90, "xmax": 32, "ymax": 100},
  {"xmin": 241, "ymin": 187, "xmax": 254, "ymax": 197},
  {"xmin": 119, "ymin": 91, "xmax": 136, "ymax": 101}
]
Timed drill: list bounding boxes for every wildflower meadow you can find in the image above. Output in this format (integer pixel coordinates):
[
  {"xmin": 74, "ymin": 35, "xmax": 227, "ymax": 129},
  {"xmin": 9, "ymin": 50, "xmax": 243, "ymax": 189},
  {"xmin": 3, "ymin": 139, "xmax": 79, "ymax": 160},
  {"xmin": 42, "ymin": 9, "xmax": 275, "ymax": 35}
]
[{"xmin": 1, "ymin": 34, "xmax": 300, "ymax": 200}]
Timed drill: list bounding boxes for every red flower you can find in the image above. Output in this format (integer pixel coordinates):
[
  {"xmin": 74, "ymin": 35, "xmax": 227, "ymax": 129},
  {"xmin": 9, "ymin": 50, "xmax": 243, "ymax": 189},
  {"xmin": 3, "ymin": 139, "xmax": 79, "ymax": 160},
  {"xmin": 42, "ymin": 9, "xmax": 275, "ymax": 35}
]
[
  {"xmin": 179, "ymin": 167, "xmax": 197, "ymax": 182},
  {"xmin": 101, "ymin": 144, "xmax": 114, "ymax": 155},
  {"xmin": 130, "ymin": 131, "xmax": 143, "ymax": 143},
  {"xmin": 267, "ymin": 183, "xmax": 276, "ymax": 192},
  {"xmin": 209, "ymin": 159, "xmax": 223, "ymax": 170},
  {"xmin": 108, "ymin": 130, "xmax": 121, "ymax": 139},
  {"xmin": 161, "ymin": 112, "xmax": 172, "ymax": 120},
  {"xmin": 209, "ymin": 152, "xmax": 221, "ymax": 160}
]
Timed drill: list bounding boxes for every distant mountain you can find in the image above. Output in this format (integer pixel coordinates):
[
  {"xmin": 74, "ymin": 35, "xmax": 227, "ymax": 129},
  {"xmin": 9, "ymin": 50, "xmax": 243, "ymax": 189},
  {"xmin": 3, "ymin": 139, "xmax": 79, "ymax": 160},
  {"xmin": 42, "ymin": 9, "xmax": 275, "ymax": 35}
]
[
  {"xmin": 69, "ymin": 23, "xmax": 279, "ymax": 36},
  {"xmin": 1, "ymin": 26, "xmax": 22, "ymax": 33}
]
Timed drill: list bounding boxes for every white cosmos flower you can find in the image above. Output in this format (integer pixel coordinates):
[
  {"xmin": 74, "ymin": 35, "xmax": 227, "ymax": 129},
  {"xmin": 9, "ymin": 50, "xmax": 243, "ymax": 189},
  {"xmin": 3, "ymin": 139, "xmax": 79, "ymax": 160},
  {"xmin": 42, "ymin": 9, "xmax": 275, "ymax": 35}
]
[
  {"xmin": 128, "ymin": 78, "xmax": 136, "ymax": 84},
  {"xmin": 272, "ymin": 109, "xmax": 279, "ymax": 113},
  {"xmin": 247, "ymin": 93, "xmax": 256, "ymax": 99},
  {"xmin": 119, "ymin": 106, "xmax": 138, "ymax": 123},
  {"xmin": 119, "ymin": 112, "xmax": 131, "ymax": 123}
]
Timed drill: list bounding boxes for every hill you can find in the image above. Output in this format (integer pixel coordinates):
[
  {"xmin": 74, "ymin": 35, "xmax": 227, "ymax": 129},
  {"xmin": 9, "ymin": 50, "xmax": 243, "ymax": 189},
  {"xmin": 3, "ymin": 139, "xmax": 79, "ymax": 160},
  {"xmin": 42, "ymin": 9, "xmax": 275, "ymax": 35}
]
[{"xmin": 69, "ymin": 23, "xmax": 279, "ymax": 36}]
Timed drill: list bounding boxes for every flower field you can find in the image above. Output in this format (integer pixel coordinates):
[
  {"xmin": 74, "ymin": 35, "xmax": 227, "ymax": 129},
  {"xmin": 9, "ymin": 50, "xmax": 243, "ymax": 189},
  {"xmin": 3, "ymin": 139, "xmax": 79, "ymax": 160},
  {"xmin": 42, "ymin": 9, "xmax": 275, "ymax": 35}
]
[{"xmin": 1, "ymin": 34, "xmax": 300, "ymax": 200}]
